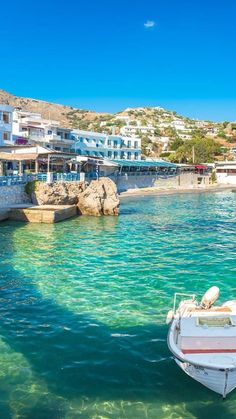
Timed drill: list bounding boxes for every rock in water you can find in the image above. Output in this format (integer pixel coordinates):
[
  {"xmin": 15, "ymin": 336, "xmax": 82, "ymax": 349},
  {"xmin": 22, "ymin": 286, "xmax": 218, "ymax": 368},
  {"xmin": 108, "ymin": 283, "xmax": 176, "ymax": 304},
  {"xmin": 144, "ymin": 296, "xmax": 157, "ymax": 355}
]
[
  {"xmin": 31, "ymin": 181, "xmax": 86, "ymax": 205},
  {"xmin": 77, "ymin": 177, "xmax": 119, "ymax": 216}
]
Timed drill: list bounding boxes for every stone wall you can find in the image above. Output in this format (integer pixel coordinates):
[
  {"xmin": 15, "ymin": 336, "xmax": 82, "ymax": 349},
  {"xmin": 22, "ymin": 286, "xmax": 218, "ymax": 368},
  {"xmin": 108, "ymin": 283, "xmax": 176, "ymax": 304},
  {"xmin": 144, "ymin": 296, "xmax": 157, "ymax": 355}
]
[
  {"xmin": 0, "ymin": 185, "xmax": 30, "ymax": 208},
  {"xmin": 114, "ymin": 172, "xmax": 210, "ymax": 192}
]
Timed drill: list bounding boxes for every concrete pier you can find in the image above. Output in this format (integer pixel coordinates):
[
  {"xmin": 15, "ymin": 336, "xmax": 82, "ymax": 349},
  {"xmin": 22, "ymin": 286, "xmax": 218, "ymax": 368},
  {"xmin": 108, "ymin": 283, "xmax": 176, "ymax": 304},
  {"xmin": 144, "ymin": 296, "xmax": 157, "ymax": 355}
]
[
  {"xmin": 0, "ymin": 209, "xmax": 10, "ymax": 221},
  {"xmin": 9, "ymin": 205, "xmax": 77, "ymax": 223}
]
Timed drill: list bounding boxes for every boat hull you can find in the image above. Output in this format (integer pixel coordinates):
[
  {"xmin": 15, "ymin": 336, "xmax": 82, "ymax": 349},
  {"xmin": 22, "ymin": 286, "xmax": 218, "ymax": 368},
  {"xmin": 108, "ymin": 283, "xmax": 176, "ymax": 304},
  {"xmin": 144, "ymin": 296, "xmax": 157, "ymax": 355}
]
[{"xmin": 175, "ymin": 358, "xmax": 236, "ymax": 397}]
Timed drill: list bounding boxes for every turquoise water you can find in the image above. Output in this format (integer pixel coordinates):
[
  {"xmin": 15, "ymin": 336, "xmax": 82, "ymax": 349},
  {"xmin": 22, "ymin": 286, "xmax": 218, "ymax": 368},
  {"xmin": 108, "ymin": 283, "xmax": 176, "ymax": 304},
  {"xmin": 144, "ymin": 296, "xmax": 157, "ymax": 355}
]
[{"xmin": 1, "ymin": 191, "xmax": 236, "ymax": 418}]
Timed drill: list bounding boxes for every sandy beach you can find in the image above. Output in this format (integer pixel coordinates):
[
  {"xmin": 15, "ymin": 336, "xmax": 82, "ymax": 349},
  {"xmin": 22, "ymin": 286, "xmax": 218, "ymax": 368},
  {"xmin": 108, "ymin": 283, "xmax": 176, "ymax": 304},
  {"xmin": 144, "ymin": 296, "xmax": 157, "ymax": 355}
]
[{"xmin": 120, "ymin": 184, "xmax": 234, "ymax": 198}]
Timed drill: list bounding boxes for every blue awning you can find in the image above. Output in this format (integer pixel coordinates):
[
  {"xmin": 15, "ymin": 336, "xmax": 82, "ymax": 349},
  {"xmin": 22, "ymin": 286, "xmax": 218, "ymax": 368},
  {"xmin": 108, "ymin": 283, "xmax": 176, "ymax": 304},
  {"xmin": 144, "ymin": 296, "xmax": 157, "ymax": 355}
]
[{"xmin": 111, "ymin": 159, "xmax": 177, "ymax": 168}]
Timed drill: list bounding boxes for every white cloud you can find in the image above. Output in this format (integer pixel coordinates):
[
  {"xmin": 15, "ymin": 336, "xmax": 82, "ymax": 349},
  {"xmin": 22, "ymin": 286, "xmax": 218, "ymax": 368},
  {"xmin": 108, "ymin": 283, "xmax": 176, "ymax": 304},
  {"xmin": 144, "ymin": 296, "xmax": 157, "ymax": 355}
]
[{"xmin": 144, "ymin": 20, "xmax": 155, "ymax": 28}]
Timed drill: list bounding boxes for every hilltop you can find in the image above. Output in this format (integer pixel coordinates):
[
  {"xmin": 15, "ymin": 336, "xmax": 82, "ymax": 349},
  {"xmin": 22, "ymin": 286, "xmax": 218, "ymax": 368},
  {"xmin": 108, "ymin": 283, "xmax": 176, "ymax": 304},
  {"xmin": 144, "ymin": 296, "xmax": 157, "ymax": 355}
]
[
  {"xmin": 0, "ymin": 90, "xmax": 109, "ymax": 128},
  {"xmin": 0, "ymin": 89, "xmax": 216, "ymax": 132}
]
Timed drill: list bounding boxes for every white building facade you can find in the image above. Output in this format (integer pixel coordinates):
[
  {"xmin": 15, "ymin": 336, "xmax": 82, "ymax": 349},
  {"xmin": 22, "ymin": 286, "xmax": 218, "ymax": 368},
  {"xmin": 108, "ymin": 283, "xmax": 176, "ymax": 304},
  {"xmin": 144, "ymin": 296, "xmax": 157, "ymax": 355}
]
[
  {"xmin": 120, "ymin": 124, "xmax": 155, "ymax": 137},
  {"xmin": 12, "ymin": 109, "xmax": 73, "ymax": 152},
  {"xmin": 216, "ymin": 162, "xmax": 236, "ymax": 185},
  {"xmin": 0, "ymin": 105, "xmax": 13, "ymax": 145},
  {"xmin": 71, "ymin": 130, "xmax": 141, "ymax": 160}
]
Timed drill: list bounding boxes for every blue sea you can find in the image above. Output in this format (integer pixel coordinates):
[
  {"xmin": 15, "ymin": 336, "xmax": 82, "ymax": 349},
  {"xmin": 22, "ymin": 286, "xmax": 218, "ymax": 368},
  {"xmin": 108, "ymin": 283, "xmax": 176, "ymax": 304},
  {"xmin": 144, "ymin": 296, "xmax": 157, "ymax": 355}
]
[{"xmin": 1, "ymin": 191, "xmax": 236, "ymax": 418}]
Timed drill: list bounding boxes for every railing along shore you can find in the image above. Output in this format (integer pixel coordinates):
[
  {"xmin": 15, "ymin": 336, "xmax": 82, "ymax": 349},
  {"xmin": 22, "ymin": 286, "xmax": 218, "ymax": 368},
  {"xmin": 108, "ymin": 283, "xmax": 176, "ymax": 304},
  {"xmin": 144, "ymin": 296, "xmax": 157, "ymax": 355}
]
[
  {"xmin": 0, "ymin": 172, "xmax": 81, "ymax": 186},
  {"xmin": 0, "ymin": 170, "xmax": 204, "ymax": 187}
]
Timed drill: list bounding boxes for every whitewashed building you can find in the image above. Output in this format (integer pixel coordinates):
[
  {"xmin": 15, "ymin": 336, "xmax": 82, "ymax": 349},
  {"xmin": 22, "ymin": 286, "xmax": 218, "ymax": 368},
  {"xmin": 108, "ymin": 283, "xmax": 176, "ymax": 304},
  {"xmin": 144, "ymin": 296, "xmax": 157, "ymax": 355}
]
[
  {"xmin": 71, "ymin": 129, "xmax": 141, "ymax": 160},
  {"xmin": 0, "ymin": 105, "xmax": 13, "ymax": 145},
  {"xmin": 120, "ymin": 124, "xmax": 155, "ymax": 137},
  {"xmin": 171, "ymin": 119, "xmax": 187, "ymax": 131},
  {"xmin": 12, "ymin": 109, "xmax": 73, "ymax": 152},
  {"xmin": 216, "ymin": 162, "xmax": 236, "ymax": 185}
]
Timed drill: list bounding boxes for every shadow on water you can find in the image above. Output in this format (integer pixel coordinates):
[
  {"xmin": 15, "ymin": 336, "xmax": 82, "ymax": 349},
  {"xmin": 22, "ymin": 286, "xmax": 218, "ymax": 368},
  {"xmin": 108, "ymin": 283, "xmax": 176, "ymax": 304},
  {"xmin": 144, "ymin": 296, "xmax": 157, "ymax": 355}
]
[{"xmin": 0, "ymin": 219, "xmax": 236, "ymax": 418}]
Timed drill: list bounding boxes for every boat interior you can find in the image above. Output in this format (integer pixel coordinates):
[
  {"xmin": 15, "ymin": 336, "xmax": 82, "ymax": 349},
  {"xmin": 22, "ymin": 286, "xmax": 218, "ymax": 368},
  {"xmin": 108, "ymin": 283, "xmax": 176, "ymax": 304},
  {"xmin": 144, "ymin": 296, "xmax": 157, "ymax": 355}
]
[{"xmin": 174, "ymin": 302, "xmax": 236, "ymax": 367}]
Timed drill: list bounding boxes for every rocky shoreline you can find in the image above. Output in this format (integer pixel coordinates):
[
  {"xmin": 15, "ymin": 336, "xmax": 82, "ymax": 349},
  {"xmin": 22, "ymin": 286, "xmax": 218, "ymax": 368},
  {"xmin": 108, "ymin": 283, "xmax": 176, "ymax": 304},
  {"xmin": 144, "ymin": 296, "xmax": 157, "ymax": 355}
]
[{"xmin": 28, "ymin": 177, "xmax": 120, "ymax": 216}]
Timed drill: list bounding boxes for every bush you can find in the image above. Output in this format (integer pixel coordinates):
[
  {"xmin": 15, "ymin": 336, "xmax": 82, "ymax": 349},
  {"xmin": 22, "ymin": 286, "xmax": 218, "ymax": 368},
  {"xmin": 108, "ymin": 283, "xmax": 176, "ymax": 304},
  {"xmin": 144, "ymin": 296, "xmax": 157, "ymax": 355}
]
[
  {"xmin": 160, "ymin": 152, "xmax": 171, "ymax": 157},
  {"xmin": 211, "ymin": 171, "xmax": 217, "ymax": 184},
  {"xmin": 25, "ymin": 180, "xmax": 38, "ymax": 196}
]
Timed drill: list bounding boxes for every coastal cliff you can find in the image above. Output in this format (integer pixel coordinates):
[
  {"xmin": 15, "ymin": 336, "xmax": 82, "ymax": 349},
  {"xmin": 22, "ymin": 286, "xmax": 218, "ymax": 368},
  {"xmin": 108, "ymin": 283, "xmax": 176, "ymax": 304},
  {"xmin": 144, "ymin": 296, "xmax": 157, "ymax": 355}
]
[{"xmin": 30, "ymin": 177, "xmax": 119, "ymax": 216}]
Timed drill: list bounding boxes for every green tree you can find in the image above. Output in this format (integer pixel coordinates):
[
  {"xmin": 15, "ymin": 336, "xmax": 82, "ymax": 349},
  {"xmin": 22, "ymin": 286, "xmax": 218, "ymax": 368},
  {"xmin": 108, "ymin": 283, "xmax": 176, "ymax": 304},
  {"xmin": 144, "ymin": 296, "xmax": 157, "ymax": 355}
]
[
  {"xmin": 218, "ymin": 131, "xmax": 227, "ymax": 139},
  {"xmin": 141, "ymin": 136, "xmax": 152, "ymax": 156},
  {"xmin": 154, "ymin": 128, "xmax": 161, "ymax": 136},
  {"xmin": 191, "ymin": 129, "xmax": 205, "ymax": 140},
  {"xmin": 222, "ymin": 121, "xmax": 230, "ymax": 129},
  {"xmin": 164, "ymin": 127, "xmax": 178, "ymax": 138},
  {"xmin": 172, "ymin": 138, "xmax": 221, "ymax": 163},
  {"xmin": 169, "ymin": 137, "xmax": 184, "ymax": 151}
]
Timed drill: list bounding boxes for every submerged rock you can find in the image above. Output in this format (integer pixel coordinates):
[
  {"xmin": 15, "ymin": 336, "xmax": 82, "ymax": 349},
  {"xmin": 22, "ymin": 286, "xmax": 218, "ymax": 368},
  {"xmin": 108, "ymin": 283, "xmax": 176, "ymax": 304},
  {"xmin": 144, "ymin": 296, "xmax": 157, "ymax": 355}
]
[{"xmin": 77, "ymin": 177, "xmax": 119, "ymax": 216}]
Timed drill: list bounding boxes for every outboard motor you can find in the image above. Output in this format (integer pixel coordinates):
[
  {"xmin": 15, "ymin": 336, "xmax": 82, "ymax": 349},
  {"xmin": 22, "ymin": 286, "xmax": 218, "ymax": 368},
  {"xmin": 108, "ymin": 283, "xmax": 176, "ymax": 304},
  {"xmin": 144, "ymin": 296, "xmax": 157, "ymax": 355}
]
[{"xmin": 200, "ymin": 286, "xmax": 220, "ymax": 309}]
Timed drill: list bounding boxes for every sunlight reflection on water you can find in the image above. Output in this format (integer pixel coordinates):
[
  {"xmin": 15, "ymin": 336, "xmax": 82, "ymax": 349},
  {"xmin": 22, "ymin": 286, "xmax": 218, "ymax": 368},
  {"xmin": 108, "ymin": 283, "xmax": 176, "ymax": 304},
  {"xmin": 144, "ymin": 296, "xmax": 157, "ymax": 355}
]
[{"xmin": 0, "ymin": 191, "xmax": 236, "ymax": 417}]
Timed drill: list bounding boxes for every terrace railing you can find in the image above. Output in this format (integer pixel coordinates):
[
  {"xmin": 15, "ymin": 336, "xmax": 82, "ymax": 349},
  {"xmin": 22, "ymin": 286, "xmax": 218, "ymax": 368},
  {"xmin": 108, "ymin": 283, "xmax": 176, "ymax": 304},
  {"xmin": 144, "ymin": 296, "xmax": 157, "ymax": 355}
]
[
  {"xmin": 0, "ymin": 175, "xmax": 29, "ymax": 186},
  {"xmin": 0, "ymin": 172, "xmax": 81, "ymax": 186},
  {"xmin": 30, "ymin": 173, "xmax": 81, "ymax": 182},
  {"xmin": 0, "ymin": 170, "xmax": 179, "ymax": 187}
]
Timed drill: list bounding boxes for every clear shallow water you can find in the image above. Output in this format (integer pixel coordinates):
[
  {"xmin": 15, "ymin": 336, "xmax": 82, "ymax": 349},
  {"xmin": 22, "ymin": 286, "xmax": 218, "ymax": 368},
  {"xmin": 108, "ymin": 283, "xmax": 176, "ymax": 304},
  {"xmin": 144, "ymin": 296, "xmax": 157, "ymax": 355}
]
[{"xmin": 1, "ymin": 191, "xmax": 236, "ymax": 418}]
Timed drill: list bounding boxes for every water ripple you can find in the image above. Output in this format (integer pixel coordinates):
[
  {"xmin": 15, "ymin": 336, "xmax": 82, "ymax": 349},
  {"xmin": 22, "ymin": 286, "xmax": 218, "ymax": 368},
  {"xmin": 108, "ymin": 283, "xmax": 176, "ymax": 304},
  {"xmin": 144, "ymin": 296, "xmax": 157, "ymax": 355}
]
[{"xmin": 0, "ymin": 191, "xmax": 236, "ymax": 417}]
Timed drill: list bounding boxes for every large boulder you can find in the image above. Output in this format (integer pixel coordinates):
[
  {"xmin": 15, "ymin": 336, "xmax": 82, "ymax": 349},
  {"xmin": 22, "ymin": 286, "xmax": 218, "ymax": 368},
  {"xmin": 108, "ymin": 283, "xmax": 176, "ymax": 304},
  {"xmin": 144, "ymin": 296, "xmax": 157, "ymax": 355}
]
[
  {"xmin": 77, "ymin": 177, "xmax": 119, "ymax": 216},
  {"xmin": 31, "ymin": 181, "xmax": 86, "ymax": 205}
]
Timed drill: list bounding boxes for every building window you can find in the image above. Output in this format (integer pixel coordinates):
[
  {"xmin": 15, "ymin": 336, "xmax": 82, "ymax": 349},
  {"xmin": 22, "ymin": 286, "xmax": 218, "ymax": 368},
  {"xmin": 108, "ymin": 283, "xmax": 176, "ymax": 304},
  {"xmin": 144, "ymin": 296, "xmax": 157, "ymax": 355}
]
[
  {"xmin": 3, "ymin": 132, "xmax": 10, "ymax": 141},
  {"xmin": 127, "ymin": 152, "xmax": 131, "ymax": 160},
  {"xmin": 128, "ymin": 140, "xmax": 131, "ymax": 148},
  {"xmin": 114, "ymin": 141, "xmax": 118, "ymax": 149},
  {"xmin": 134, "ymin": 141, "xmax": 139, "ymax": 149},
  {"xmin": 134, "ymin": 152, "xmax": 139, "ymax": 160},
  {"xmin": 48, "ymin": 130, "xmax": 52, "ymax": 135},
  {"xmin": 55, "ymin": 146, "xmax": 61, "ymax": 151},
  {"xmin": 121, "ymin": 151, "xmax": 125, "ymax": 159},
  {"xmin": 114, "ymin": 151, "xmax": 118, "ymax": 158},
  {"xmin": 3, "ymin": 112, "xmax": 10, "ymax": 124},
  {"xmin": 108, "ymin": 151, "xmax": 112, "ymax": 158},
  {"xmin": 108, "ymin": 139, "xmax": 112, "ymax": 146}
]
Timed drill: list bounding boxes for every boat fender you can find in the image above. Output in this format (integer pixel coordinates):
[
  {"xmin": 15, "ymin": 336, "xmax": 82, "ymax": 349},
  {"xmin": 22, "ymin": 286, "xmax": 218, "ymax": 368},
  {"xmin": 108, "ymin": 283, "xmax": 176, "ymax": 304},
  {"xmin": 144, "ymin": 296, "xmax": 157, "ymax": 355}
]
[
  {"xmin": 166, "ymin": 310, "xmax": 174, "ymax": 324},
  {"xmin": 200, "ymin": 286, "xmax": 220, "ymax": 309}
]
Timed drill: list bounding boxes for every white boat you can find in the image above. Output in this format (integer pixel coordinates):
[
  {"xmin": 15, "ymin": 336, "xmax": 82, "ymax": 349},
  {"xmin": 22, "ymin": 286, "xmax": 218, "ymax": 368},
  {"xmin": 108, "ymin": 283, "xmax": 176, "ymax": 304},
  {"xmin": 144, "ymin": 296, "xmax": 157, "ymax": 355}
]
[{"xmin": 167, "ymin": 286, "xmax": 236, "ymax": 397}]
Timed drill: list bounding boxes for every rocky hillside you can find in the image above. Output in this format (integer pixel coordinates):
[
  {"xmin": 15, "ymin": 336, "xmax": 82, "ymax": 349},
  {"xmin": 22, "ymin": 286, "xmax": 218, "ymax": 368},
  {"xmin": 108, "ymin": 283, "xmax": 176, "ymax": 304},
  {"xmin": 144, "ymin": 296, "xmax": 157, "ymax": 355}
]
[
  {"xmin": 0, "ymin": 89, "xmax": 219, "ymax": 133},
  {"xmin": 0, "ymin": 89, "xmax": 109, "ymax": 128}
]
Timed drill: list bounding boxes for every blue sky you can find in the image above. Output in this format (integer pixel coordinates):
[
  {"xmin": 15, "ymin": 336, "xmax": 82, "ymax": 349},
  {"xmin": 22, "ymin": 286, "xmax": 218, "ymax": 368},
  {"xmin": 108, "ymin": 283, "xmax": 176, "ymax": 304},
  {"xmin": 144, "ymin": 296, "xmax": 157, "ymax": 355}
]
[{"xmin": 1, "ymin": 0, "xmax": 236, "ymax": 121}]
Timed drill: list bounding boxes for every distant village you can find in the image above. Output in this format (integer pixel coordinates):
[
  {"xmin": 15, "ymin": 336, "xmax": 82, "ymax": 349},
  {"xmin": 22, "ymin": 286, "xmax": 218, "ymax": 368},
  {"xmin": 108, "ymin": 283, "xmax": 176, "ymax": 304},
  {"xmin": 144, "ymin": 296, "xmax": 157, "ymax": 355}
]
[
  {"xmin": 0, "ymin": 101, "xmax": 236, "ymax": 162},
  {"xmin": 0, "ymin": 98, "xmax": 236, "ymax": 194}
]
